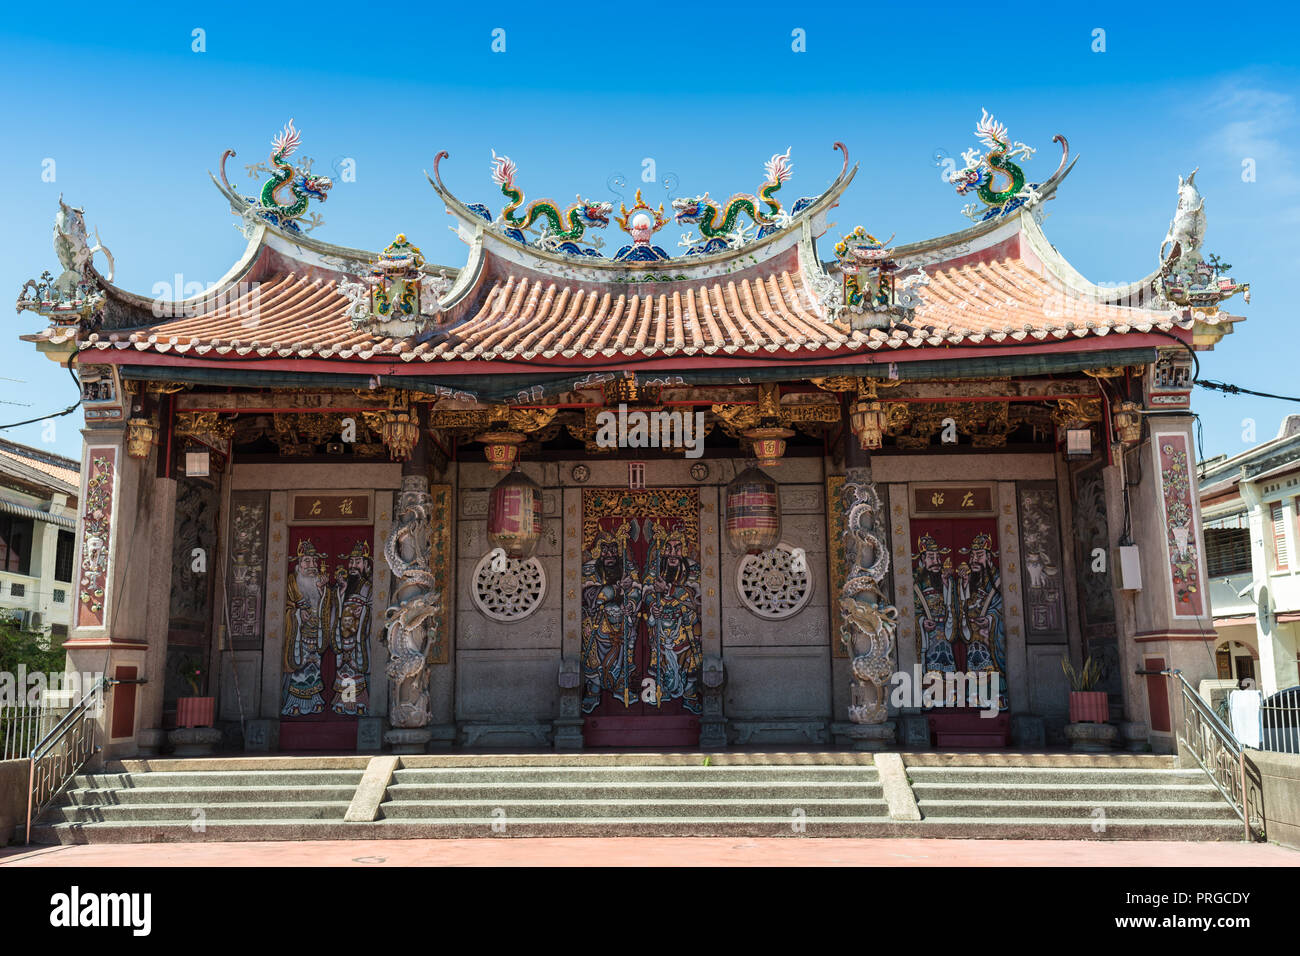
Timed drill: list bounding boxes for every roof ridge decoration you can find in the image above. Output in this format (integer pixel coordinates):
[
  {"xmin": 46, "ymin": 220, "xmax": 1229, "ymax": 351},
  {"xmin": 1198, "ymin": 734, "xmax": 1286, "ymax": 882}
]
[
  {"xmin": 339, "ymin": 233, "xmax": 453, "ymax": 339},
  {"xmin": 1153, "ymin": 168, "xmax": 1250, "ymax": 314},
  {"xmin": 431, "ymin": 145, "xmax": 842, "ymax": 264},
  {"xmin": 15, "ymin": 196, "xmax": 114, "ymax": 333},
  {"xmin": 948, "ymin": 110, "xmax": 1069, "ymax": 222},
  {"xmin": 818, "ymin": 226, "xmax": 928, "ymax": 328},
  {"xmin": 613, "ymin": 189, "xmax": 673, "ymax": 262},
  {"xmin": 673, "ymin": 147, "xmax": 796, "ymax": 255},
  {"xmin": 218, "ymin": 119, "xmax": 333, "ymax": 236},
  {"xmin": 489, "ymin": 150, "xmax": 613, "ymax": 257}
]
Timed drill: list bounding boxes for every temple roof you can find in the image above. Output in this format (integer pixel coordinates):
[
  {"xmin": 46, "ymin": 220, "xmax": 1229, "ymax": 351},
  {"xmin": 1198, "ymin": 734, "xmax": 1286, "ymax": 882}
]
[
  {"xmin": 61, "ymin": 210, "xmax": 1238, "ymax": 366},
  {"xmin": 18, "ymin": 120, "xmax": 1248, "ymax": 378}
]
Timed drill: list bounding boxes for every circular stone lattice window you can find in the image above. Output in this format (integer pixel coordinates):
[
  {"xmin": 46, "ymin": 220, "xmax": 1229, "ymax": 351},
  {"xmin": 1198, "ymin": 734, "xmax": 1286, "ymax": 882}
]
[
  {"xmin": 471, "ymin": 552, "xmax": 547, "ymax": 622},
  {"xmin": 736, "ymin": 543, "xmax": 813, "ymax": 620}
]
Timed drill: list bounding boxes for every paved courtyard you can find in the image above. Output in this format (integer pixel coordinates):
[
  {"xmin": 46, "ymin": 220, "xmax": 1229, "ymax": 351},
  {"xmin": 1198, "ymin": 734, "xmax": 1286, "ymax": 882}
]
[{"xmin": 2, "ymin": 838, "xmax": 1296, "ymax": 867}]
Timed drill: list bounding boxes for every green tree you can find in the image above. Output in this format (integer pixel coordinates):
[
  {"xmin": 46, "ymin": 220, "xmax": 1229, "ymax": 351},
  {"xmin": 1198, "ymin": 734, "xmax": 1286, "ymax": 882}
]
[{"xmin": 0, "ymin": 618, "xmax": 65, "ymax": 678}]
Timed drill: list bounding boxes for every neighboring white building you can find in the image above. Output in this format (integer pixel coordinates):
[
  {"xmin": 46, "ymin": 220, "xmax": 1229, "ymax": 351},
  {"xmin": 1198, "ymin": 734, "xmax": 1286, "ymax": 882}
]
[
  {"xmin": 1199, "ymin": 416, "xmax": 1300, "ymax": 696},
  {"xmin": 0, "ymin": 438, "xmax": 80, "ymax": 644}
]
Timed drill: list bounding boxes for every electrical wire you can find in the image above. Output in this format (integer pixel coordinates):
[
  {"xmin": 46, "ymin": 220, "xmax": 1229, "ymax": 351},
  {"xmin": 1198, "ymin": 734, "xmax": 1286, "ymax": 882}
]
[{"xmin": 0, "ymin": 356, "xmax": 82, "ymax": 430}]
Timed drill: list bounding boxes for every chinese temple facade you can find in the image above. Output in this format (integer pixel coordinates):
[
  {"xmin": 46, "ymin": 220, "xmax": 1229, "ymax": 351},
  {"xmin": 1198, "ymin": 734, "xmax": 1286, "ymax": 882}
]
[{"xmin": 15, "ymin": 117, "xmax": 1249, "ymax": 756}]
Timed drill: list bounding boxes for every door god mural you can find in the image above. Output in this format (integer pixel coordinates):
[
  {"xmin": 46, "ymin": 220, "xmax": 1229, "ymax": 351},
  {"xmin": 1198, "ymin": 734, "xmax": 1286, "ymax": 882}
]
[
  {"xmin": 282, "ymin": 527, "xmax": 374, "ymax": 720},
  {"xmin": 913, "ymin": 519, "xmax": 1008, "ymax": 710},
  {"xmin": 580, "ymin": 490, "xmax": 702, "ymax": 719}
]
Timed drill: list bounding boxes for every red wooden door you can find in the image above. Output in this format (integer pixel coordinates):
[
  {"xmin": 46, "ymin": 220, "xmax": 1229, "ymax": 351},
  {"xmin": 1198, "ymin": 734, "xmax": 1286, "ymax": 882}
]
[
  {"xmin": 280, "ymin": 524, "xmax": 375, "ymax": 751},
  {"xmin": 582, "ymin": 507, "xmax": 701, "ymax": 747},
  {"xmin": 911, "ymin": 515, "xmax": 1010, "ymax": 747}
]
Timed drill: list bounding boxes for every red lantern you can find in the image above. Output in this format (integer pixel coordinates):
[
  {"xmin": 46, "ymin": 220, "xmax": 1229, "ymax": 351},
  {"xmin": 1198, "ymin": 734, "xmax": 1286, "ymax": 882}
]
[
  {"xmin": 724, "ymin": 465, "xmax": 782, "ymax": 554},
  {"xmin": 487, "ymin": 467, "xmax": 543, "ymax": 559}
]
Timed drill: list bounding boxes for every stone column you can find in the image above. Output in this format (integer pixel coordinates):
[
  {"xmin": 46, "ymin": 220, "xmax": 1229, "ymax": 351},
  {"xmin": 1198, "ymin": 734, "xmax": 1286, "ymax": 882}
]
[
  {"xmin": 64, "ymin": 412, "xmax": 176, "ymax": 761},
  {"xmin": 382, "ymin": 421, "xmax": 438, "ymax": 753},
  {"xmin": 830, "ymin": 432, "xmax": 899, "ymax": 751}
]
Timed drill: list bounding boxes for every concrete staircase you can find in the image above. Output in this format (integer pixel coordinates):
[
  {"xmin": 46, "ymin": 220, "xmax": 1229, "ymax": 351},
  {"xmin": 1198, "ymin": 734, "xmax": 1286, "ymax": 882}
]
[
  {"xmin": 905, "ymin": 759, "xmax": 1242, "ymax": 841},
  {"xmin": 30, "ymin": 753, "xmax": 1245, "ymax": 844}
]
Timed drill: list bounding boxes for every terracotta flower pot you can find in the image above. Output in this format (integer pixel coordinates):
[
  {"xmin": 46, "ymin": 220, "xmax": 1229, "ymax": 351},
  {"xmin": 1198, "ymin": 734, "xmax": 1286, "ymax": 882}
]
[
  {"xmin": 176, "ymin": 696, "xmax": 215, "ymax": 729},
  {"xmin": 1069, "ymin": 690, "xmax": 1109, "ymax": 724}
]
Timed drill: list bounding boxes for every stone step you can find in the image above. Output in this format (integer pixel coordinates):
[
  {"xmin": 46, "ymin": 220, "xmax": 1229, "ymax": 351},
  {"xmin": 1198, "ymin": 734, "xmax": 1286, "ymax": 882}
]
[
  {"xmin": 31, "ymin": 816, "xmax": 1246, "ymax": 844},
  {"xmin": 72, "ymin": 770, "xmax": 365, "ymax": 789},
  {"xmin": 59, "ymin": 785, "xmax": 360, "ymax": 807},
  {"xmin": 910, "ymin": 782, "xmax": 1225, "ymax": 803},
  {"xmin": 385, "ymin": 781, "xmax": 884, "ymax": 801},
  {"xmin": 45, "ymin": 801, "xmax": 352, "ymax": 824},
  {"xmin": 388, "ymin": 766, "xmax": 881, "ymax": 785},
  {"xmin": 905, "ymin": 767, "xmax": 1206, "ymax": 786},
  {"xmin": 915, "ymin": 799, "xmax": 1241, "ymax": 821},
  {"xmin": 377, "ymin": 797, "xmax": 890, "ymax": 820}
]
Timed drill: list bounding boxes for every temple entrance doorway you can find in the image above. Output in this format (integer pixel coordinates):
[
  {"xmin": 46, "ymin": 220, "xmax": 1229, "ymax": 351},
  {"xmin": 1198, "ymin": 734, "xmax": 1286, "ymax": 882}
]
[
  {"xmin": 580, "ymin": 489, "xmax": 702, "ymax": 748},
  {"xmin": 279, "ymin": 524, "xmax": 375, "ymax": 751},
  {"xmin": 910, "ymin": 514, "xmax": 1011, "ymax": 747}
]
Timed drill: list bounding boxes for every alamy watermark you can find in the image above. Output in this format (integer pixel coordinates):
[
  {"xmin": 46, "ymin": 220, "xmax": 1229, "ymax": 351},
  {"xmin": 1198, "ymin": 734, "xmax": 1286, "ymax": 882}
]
[{"xmin": 594, "ymin": 403, "xmax": 706, "ymax": 459}]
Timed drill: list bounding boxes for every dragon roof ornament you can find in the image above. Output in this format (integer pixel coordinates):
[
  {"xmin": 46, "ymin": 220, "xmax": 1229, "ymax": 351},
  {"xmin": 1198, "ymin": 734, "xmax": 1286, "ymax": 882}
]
[
  {"xmin": 218, "ymin": 118, "xmax": 333, "ymax": 236},
  {"xmin": 947, "ymin": 110, "xmax": 1069, "ymax": 222},
  {"xmin": 428, "ymin": 144, "xmax": 848, "ymax": 263}
]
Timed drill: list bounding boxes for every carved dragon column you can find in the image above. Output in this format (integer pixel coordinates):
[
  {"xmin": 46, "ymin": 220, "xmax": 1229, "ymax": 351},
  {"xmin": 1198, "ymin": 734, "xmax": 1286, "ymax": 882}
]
[
  {"xmin": 832, "ymin": 429, "xmax": 899, "ymax": 751},
  {"xmin": 382, "ymin": 410, "xmax": 440, "ymax": 754}
]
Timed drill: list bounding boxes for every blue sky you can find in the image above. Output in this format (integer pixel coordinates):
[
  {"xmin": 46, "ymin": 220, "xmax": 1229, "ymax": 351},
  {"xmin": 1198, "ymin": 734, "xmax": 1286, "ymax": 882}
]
[{"xmin": 2, "ymin": 1, "xmax": 1297, "ymax": 463}]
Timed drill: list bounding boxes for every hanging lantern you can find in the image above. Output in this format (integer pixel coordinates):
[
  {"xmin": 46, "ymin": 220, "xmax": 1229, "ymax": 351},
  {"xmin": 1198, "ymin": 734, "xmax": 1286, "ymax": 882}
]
[
  {"xmin": 725, "ymin": 465, "xmax": 782, "ymax": 554},
  {"xmin": 743, "ymin": 427, "xmax": 795, "ymax": 467},
  {"xmin": 380, "ymin": 407, "xmax": 419, "ymax": 460},
  {"xmin": 487, "ymin": 466, "xmax": 543, "ymax": 559},
  {"xmin": 477, "ymin": 431, "xmax": 526, "ymax": 471},
  {"xmin": 1113, "ymin": 401, "xmax": 1142, "ymax": 444},
  {"xmin": 849, "ymin": 399, "xmax": 887, "ymax": 450},
  {"xmin": 125, "ymin": 417, "xmax": 157, "ymax": 459}
]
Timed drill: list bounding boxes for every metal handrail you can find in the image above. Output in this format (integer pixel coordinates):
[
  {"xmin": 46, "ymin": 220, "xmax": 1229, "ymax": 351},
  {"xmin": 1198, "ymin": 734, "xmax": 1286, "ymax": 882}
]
[
  {"xmin": 24, "ymin": 676, "xmax": 110, "ymax": 845},
  {"xmin": 1158, "ymin": 668, "xmax": 1265, "ymax": 841}
]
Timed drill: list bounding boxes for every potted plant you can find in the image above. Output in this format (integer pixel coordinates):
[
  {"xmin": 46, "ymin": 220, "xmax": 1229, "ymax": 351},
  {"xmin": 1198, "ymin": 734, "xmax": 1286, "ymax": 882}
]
[
  {"xmin": 175, "ymin": 655, "xmax": 214, "ymax": 729},
  {"xmin": 1062, "ymin": 656, "xmax": 1108, "ymax": 723}
]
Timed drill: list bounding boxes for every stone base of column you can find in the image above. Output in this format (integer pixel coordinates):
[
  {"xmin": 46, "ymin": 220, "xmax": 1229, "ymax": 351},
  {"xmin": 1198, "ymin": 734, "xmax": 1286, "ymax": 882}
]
[
  {"xmin": 1064, "ymin": 722, "xmax": 1118, "ymax": 752},
  {"xmin": 832, "ymin": 720, "xmax": 897, "ymax": 751},
  {"xmin": 553, "ymin": 718, "xmax": 584, "ymax": 751},
  {"xmin": 385, "ymin": 728, "xmax": 432, "ymax": 754},
  {"xmin": 167, "ymin": 727, "xmax": 222, "ymax": 757}
]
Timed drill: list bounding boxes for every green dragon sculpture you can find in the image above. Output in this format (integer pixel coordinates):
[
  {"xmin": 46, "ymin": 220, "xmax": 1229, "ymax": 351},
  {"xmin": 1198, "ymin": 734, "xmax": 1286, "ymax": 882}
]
[
  {"xmin": 219, "ymin": 118, "xmax": 332, "ymax": 232},
  {"xmin": 672, "ymin": 148, "xmax": 792, "ymax": 239},
  {"xmin": 949, "ymin": 110, "xmax": 1068, "ymax": 222},
  {"xmin": 490, "ymin": 150, "xmax": 612, "ymax": 241}
]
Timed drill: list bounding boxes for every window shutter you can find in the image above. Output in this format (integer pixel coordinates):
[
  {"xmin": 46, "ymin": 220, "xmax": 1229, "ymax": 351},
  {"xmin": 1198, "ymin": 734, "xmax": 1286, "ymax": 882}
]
[{"xmin": 1273, "ymin": 502, "xmax": 1290, "ymax": 570}]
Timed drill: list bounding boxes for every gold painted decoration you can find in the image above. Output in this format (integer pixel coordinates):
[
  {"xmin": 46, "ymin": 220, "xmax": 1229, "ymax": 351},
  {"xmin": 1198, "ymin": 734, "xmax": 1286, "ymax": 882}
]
[{"xmin": 125, "ymin": 417, "xmax": 157, "ymax": 458}]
